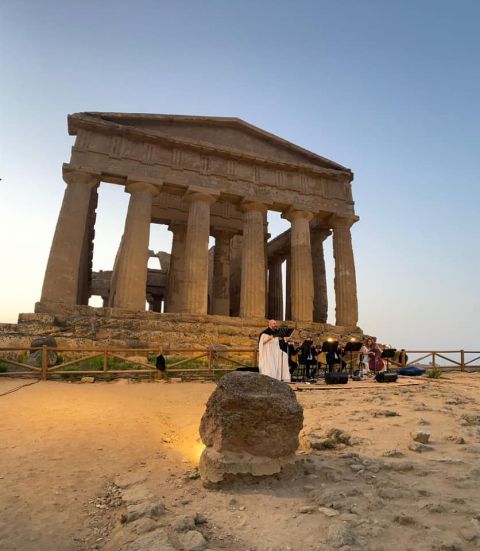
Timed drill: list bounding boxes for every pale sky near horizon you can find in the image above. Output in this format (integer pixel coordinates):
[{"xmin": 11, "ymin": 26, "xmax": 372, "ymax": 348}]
[{"xmin": 1, "ymin": 0, "xmax": 479, "ymax": 351}]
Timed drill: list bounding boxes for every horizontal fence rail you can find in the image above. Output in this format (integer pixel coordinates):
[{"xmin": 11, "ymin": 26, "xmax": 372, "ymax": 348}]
[
  {"xmin": 0, "ymin": 346, "xmax": 478, "ymax": 381},
  {"xmin": 0, "ymin": 346, "xmax": 259, "ymax": 380}
]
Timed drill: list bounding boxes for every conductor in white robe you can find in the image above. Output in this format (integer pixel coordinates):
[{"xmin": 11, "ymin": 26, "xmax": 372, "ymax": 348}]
[{"xmin": 258, "ymin": 320, "xmax": 291, "ymax": 382}]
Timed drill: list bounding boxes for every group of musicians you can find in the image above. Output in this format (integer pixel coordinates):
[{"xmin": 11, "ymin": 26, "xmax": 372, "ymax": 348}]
[
  {"xmin": 285, "ymin": 335, "xmax": 386, "ymax": 382},
  {"xmin": 258, "ymin": 320, "xmax": 405, "ymax": 383}
]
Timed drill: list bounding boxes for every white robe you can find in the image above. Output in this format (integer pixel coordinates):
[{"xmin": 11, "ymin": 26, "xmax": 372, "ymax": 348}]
[{"xmin": 258, "ymin": 334, "xmax": 291, "ymax": 382}]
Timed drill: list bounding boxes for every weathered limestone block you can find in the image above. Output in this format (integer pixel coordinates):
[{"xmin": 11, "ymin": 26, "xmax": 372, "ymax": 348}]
[
  {"xmin": 3, "ymin": 308, "xmax": 364, "ymax": 353},
  {"xmin": 199, "ymin": 371, "xmax": 303, "ymax": 483}
]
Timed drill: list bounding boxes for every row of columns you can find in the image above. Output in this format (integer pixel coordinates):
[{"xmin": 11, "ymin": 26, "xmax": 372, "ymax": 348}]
[
  {"xmin": 41, "ymin": 172, "xmax": 358, "ymax": 326},
  {"xmin": 161, "ymin": 197, "xmax": 358, "ymax": 326}
]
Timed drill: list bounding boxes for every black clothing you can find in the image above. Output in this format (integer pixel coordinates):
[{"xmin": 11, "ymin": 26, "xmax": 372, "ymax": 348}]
[
  {"xmin": 298, "ymin": 343, "xmax": 318, "ymax": 380},
  {"xmin": 258, "ymin": 328, "xmax": 284, "ymax": 352},
  {"xmin": 258, "ymin": 327, "xmax": 275, "ymax": 342},
  {"xmin": 287, "ymin": 343, "xmax": 299, "ymax": 375},
  {"xmin": 155, "ymin": 354, "xmax": 166, "ymax": 371}
]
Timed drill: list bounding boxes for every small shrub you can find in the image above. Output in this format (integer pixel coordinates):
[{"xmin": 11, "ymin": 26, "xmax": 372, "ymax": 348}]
[
  {"xmin": 0, "ymin": 362, "xmax": 8, "ymax": 373},
  {"xmin": 426, "ymin": 367, "xmax": 442, "ymax": 379}
]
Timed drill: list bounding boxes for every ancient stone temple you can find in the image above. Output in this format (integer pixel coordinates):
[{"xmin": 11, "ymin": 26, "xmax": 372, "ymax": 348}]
[{"xmin": 38, "ymin": 112, "xmax": 359, "ymax": 327}]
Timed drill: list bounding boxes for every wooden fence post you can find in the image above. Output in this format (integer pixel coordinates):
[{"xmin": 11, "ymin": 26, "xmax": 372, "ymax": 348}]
[
  {"xmin": 431, "ymin": 352, "xmax": 436, "ymax": 369},
  {"xmin": 103, "ymin": 350, "xmax": 108, "ymax": 375},
  {"xmin": 41, "ymin": 345, "xmax": 48, "ymax": 380},
  {"xmin": 208, "ymin": 349, "xmax": 214, "ymax": 378},
  {"xmin": 460, "ymin": 349, "xmax": 465, "ymax": 372}
]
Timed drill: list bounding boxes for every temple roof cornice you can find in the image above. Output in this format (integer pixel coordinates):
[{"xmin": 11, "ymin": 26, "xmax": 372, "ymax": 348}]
[{"xmin": 68, "ymin": 112, "xmax": 353, "ymax": 182}]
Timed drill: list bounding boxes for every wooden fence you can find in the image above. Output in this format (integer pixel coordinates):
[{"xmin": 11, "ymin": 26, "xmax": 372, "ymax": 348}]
[
  {"xmin": 0, "ymin": 346, "xmax": 259, "ymax": 380},
  {"xmin": 0, "ymin": 347, "xmax": 478, "ymax": 381},
  {"xmin": 390, "ymin": 350, "xmax": 480, "ymax": 370}
]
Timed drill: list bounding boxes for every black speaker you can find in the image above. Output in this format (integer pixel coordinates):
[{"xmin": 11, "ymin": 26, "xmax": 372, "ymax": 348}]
[
  {"xmin": 375, "ymin": 372, "xmax": 398, "ymax": 383},
  {"xmin": 325, "ymin": 371, "xmax": 349, "ymax": 385}
]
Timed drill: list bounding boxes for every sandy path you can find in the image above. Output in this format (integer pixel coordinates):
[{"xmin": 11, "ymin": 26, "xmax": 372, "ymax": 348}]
[
  {"xmin": 0, "ymin": 379, "xmax": 214, "ymax": 551},
  {"xmin": 1, "ymin": 374, "xmax": 480, "ymax": 550}
]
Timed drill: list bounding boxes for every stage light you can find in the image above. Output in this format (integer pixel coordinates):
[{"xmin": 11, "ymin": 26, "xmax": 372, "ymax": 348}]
[
  {"xmin": 193, "ymin": 442, "xmax": 205, "ymax": 462},
  {"xmin": 327, "ymin": 337, "xmax": 334, "ymax": 342}
]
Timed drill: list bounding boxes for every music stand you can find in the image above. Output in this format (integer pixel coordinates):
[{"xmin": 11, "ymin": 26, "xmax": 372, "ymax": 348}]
[
  {"xmin": 322, "ymin": 340, "xmax": 339, "ymax": 372},
  {"xmin": 301, "ymin": 338, "xmax": 313, "ymax": 347},
  {"xmin": 344, "ymin": 340, "xmax": 363, "ymax": 375},
  {"xmin": 277, "ymin": 326, "xmax": 294, "ymax": 338},
  {"xmin": 381, "ymin": 348, "xmax": 396, "ymax": 371}
]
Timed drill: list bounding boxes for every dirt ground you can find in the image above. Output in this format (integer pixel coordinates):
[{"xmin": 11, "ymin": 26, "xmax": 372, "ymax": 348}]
[{"xmin": 1, "ymin": 373, "xmax": 480, "ymax": 551}]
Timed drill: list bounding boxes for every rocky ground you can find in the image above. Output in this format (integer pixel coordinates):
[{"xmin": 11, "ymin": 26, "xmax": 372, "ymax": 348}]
[{"xmin": 1, "ymin": 374, "xmax": 480, "ymax": 550}]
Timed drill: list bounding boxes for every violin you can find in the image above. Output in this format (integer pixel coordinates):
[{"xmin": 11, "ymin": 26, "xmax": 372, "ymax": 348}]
[{"xmin": 368, "ymin": 347, "xmax": 384, "ymax": 372}]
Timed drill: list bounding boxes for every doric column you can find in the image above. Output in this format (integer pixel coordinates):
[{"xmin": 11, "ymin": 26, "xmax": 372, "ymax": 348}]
[
  {"xmin": 77, "ymin": 186, "xmax": 99, "ymax": 305},
  {"xmin": 229, "ymin": 235, "xmax": 243, "ymax": 317},
  {"xmin": 211, "ymin": 230, "xmax": 234, "ymax": 316},
  {"xmin": 311, "ymin": 227, "xmax": 331, "ymax": 323},
  {"xmin": 267, "ymin": 257, "xmax": 283, "ymax": 320},
  {"xmin": 284, "ymin": 210, "xmax": 314, "ymax": 322},
  {"xmin": 165, "ymin": 223, "xmax": 187, "ymax": 313},
  {"xmin": 240, "ymin": 202, "xmax": 267, "ymax": 318},
  {"xmin": 110, "ymin": 182, "xmax": 159, "ymax": 310},
  {"xmin": 332, "ymin": 216, "xmax": 359, "ymax": 326},
  {"xmin": 183, "ymin": 192, "xmax": 217, "ymax": 315},
  {"xmin": 151, "ymin": 295, "xmax": 163, "ymax": 313},
  {"xmin": 285, "ymin": 255, "xmax": 291, "ymax": 320},
  {"xmin": 40, "ymin": 170, "xmax": 100, "ymax": 305}
]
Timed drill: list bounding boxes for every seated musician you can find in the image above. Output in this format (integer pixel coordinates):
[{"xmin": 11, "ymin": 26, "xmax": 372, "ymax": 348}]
[
  {"xmin": 360, "ymin": 338, "xmax": 371, "ymax": 376},
  {"xmin": 362, "ymin": 337, "xmax": 385, "ymax": 374},
  {"xmin": 337, "ymin": 342, "xmax": 348, "ymax": 371},
  {"xmin": 299, "ymin": 339, "xmax": 318, "ymax": 380}
]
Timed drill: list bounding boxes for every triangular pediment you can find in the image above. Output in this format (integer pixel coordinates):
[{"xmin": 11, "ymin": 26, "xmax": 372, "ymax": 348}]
[{"xmin": 71, "ymin": 112, "xmax": 350, "ymax": 173}]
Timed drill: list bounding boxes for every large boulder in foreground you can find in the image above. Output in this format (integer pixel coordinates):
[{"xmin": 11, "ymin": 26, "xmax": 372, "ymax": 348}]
[{"xmin": 199, "ymin": 371, "xmax": 303, "ymax": 483}]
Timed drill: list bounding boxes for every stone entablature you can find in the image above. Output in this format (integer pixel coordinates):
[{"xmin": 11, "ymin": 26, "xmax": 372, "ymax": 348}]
[
  {"xmin": 68, "ymin": 113, "xmax": 354, "ymax": 216},
  {"xmin": 151, "ymin": 192, "xmax": 244, "ymax": 234},
  {"xmin": 37, "ymin": 113, "xmax": 360, "ymax": 328}
]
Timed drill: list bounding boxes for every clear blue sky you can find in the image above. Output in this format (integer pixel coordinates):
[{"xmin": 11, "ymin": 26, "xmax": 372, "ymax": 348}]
[{"xmin": 1, "ymin": 0, "xmax": 479, "ymax": 350}]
